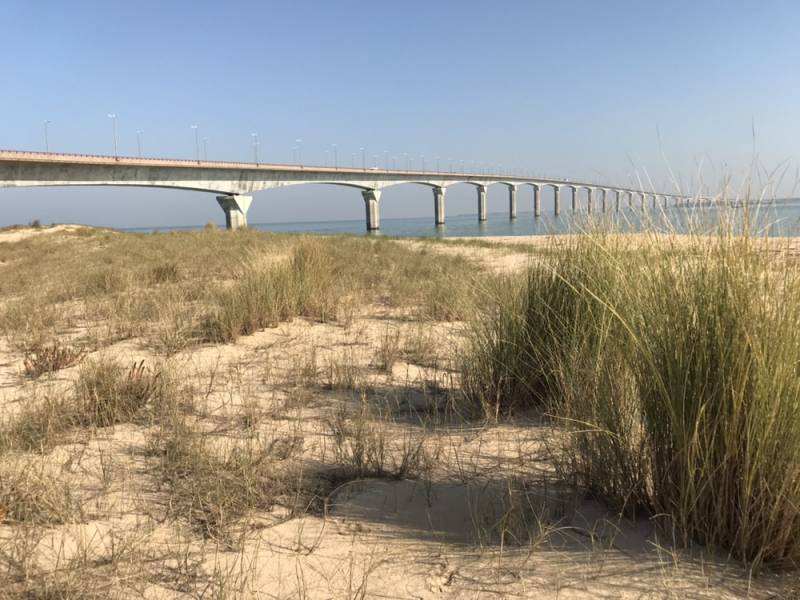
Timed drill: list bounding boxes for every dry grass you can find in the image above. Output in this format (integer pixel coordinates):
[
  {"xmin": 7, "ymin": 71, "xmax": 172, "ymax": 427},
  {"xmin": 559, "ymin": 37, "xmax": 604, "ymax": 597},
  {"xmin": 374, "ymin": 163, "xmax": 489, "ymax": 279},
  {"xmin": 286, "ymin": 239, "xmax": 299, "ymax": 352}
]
[
  {"xmin": 0, "ymin": 224, "xmax": 791, "ymax": 596},
  {"xmin": 147, "ymin": 415, "xmax": 304, "ymax": 542}
]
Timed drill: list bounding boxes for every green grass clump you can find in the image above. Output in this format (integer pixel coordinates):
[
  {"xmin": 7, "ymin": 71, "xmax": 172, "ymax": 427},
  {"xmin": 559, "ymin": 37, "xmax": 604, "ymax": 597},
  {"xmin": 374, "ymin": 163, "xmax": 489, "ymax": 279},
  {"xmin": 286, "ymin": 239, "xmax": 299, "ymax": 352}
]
[{"xmin": 463, "ymin": 228, "xmax": 800, "ymax": 570}]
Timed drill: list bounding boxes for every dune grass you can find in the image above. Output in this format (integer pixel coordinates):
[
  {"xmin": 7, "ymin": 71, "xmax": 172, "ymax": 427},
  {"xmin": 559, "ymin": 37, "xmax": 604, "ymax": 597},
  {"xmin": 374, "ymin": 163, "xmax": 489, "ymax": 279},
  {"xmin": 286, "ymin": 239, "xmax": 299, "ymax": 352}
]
[
  {"xmin": 462, "ymin": 226, "xmax": 800, "ymax": 570},
  {"xmin": 0, "ymin": 229, "xmax": 484, "ymax": 352}
]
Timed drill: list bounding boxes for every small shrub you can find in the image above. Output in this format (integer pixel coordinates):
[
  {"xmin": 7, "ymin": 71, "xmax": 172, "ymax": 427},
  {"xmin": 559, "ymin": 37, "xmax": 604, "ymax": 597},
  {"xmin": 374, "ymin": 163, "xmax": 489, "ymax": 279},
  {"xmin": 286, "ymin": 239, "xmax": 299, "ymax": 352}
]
[{"xmin": 23, "ymin": 340, "xmax": 86, "ymax": 378}]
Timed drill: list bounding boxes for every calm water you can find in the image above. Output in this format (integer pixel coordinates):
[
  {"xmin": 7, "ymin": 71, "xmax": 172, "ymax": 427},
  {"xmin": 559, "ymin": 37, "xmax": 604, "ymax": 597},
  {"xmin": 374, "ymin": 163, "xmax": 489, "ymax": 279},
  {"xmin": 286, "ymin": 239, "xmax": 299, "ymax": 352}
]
[{"xmin": 125, "ymin": 199, "xmax": 800, "ymax": 238}]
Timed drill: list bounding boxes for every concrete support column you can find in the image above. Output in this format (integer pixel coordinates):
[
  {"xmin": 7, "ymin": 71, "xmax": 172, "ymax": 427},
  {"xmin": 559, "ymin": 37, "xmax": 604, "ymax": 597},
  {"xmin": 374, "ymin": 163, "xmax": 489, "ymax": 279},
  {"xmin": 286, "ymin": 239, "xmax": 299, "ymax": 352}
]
[
  {"xmin": 627, "ymin": 192, "xmax": 633, "ymax": 209},
  {"xmin": 600, "ymin": 189, "xmax": 607, "ymax": 212},
  {"xmin": 587, "ymin": 188, "xmax": 593, "ymax": 214},
  {"xmin": 652, "ymin": 194, "xmax": 658, "ymax": 210},
  {"xmin": 508, "ymin": 185, "xmax": 517, "ymax": 219},
  {"xmin": 216, "ymin": 195, "xmax": 252, "ymax": 230},
  {"xmin": 640, "ymin": 193, "xmax": 645, "ymax": 210},
  {"xmin": 554, "ymin": 186, "xmax": 561, "ymax": 215},
  {"xmin": 571, "ymin": 186, "xmax": 578, "ymax": 212},
  {"xmin": 477, "ymin": 185, "xmax": 487, "ymax": 221},
  {"xmin": 533, "ymin": 184, "xmax": 541, "ymax": 217},
  {"xmin": 362, "ymin": 189, "xmax": 381, "ymax": 231},
  {"xmin": 432, "ymin": 186, "xmax": 445, "ymax": 226},
  {"xmin": 615, "ymin": 190, "xmax": 621, "ymax": 212}
]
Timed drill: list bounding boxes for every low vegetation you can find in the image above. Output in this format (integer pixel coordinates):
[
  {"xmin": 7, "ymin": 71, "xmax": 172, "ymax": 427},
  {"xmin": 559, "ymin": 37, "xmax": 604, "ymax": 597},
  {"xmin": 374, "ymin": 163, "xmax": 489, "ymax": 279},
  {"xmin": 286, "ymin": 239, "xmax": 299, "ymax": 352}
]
[
  {"xmin": 0, "ymin": 222, "xmax": 795, "ymax": 596},
  {"xmin": 463, "ymin": 228, "xmax": 800, "ymax": 570}
]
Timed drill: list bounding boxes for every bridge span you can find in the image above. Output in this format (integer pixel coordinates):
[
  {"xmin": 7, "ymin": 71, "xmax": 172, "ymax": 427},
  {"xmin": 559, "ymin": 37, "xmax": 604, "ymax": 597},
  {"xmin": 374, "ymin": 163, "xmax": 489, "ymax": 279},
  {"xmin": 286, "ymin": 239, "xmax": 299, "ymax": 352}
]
[{"xmin": 0, "ymin": 150, "xmax": 688, "ymax": 231}]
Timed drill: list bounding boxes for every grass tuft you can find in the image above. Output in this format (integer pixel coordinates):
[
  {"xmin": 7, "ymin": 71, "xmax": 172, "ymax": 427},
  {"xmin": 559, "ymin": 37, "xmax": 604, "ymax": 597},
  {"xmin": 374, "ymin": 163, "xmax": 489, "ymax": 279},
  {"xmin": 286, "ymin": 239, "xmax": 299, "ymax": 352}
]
[{"xmin": 462, "ymin": 226, "xmax": 800, "ymax": 570}]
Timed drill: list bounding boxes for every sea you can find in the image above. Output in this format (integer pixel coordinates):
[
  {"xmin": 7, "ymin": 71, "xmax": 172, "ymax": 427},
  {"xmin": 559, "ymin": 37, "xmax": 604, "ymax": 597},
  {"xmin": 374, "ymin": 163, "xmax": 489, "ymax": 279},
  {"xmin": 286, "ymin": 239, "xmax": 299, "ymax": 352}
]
[{"xmin": 123, "ymin": 199, "xmax": 800, "ymax": 238}]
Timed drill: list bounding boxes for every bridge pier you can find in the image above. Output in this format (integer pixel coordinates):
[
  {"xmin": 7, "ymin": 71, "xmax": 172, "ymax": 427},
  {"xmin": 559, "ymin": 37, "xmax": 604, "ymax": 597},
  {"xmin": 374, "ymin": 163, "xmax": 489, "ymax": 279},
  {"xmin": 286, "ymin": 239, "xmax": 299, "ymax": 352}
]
[
  {"xmin": 477, "ymin": 185, "xmax": 487, "ymax": 221},
  {"xmin": 533, "ymin": 184, "xmax": 541, "ymax": 217},
  {"xmin": 587, "ymin": 188, "xmax": 593, "ymax": 214},
  {"xmin": 554, "ymin": 186, "xmax": 560, "ymax": 215},
  {"xmin": 508, "ymin": 185, "xmax": 517, "ymax": 219},
  {"xmin": 433, "ymin": 186, "xmax": 445, "ymax": 226},
  {"xmin": 571, "ymin": 186, "xmax": 577, "ymax": 212},
  {"xmin": 362, "ymin": 189, "xmax": 381, "ymax": 231},
  {"xmin": 216, "ymin": 195, "xmax": 252, "ymax": 230},
  {"xmin": 600, "ymin": 189, "xmax": 607, "ymax": 212}
]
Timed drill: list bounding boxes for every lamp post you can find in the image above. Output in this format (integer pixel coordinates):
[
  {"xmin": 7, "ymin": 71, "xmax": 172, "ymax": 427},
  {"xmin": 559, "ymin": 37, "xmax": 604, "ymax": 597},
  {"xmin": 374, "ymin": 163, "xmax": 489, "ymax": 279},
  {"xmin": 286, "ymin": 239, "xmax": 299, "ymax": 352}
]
[
  {"xmin": 384, "ymin": 150, "xmax": 389, "ymax": 170},
  {"xmin": 136, "ymin": 130, "xmax": 143, "ymax": 157},
  {"xmin": 107, "ymin": 114, "xmax": 118, "ymax": 157},
  {"xmin": 191, "ymin": 125, "xmax": 199, "ymax": 162},
  {"xmin": 251, "ymin": 133, "xmax": 259, "ymax": 164},
  {"xmin": 360, "ymin": 147, "xmax": 365, "ymax": 170},
  {"xmin": 203, "ymin": 137, "xmax": 208, "ymax": 161},
  {"xmin": 43, "ymin": 120, "xmax": 51, "ymax": 152}
]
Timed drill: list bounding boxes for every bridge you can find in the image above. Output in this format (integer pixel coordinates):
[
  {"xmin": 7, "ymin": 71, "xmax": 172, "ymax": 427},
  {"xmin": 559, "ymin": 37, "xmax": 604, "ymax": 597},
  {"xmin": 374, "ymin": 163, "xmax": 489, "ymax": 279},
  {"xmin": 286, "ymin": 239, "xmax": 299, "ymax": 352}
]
[{"xmin": 0, "ymin": 150, "xmax": 689, "ymax": 231}]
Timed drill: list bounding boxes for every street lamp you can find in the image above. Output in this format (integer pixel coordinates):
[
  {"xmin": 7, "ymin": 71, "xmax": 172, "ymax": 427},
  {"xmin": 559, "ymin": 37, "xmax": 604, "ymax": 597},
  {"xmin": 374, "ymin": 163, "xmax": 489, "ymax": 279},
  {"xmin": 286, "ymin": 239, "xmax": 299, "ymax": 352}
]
[
  {"xmin": 136, "ymin": 130, "xmax": 143, "ymax": 157},
  {"xmin": 43, "ymin": 120, "xmax": 51, "ymax": 152},
  {"xmin": 360, "ymin": 147, "xmax": 365, "ymax": 170},
  {"xmin": 107, "ymin": 114, "xmax": 118, "ymax": 157},
  {"xmin": 384, "ymin": 150, "xmax": 389, "ymax": 170},
  {"xmin": 251, "ymin": 133, "xmax": 259, "ymax": 164},
  {"xmin": 203, "ymin": 137, "xmax": 208, "ymax": 161},
  {"xmin": 191, "ymin": 125, "xmax": 199, "ymax": 162}
]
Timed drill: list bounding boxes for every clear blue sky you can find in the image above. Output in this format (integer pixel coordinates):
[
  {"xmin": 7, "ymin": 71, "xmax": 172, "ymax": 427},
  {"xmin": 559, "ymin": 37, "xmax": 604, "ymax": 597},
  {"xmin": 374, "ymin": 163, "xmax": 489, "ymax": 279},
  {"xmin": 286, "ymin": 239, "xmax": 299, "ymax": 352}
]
[{"xmin": 1, "ymin": 0, "xmax": 798, "ymax": 227}]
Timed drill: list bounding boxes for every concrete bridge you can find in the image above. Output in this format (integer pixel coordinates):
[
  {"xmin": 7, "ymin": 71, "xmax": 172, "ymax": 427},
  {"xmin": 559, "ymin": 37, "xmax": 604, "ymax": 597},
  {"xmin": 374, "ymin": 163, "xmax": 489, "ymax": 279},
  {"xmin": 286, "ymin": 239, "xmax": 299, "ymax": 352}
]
[{"xmin": 0, "ymin": 150, "xmax": 689, "ymax": 231}]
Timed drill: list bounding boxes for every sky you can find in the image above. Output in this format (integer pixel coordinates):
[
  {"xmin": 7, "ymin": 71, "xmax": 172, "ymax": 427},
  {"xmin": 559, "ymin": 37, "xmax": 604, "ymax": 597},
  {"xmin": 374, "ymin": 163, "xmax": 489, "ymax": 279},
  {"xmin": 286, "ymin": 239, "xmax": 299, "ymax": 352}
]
[{"xmin": 1, "ymin": 0, "xmax": 798, "ymax": 228}]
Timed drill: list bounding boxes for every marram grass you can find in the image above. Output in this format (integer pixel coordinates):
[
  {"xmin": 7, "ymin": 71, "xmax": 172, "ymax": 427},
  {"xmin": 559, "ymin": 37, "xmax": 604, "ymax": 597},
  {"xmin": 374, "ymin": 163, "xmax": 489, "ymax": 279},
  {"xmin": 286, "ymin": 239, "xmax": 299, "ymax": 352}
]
[{"xmin": 463, "ymin": 227, "xmax": 800, "ymax": 570}]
